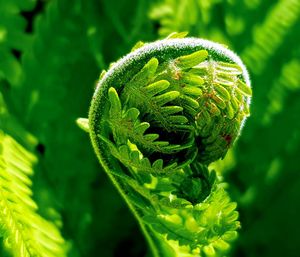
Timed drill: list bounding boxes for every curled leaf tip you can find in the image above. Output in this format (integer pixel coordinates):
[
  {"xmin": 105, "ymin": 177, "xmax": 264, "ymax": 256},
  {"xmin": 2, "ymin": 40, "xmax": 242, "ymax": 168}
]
[{"xmin": 76, "ymin": 118, "xmax": 89, "ymax": 132}]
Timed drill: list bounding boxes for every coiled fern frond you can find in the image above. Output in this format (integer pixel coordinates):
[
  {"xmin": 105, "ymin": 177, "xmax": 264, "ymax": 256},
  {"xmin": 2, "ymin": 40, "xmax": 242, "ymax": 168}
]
[
  {"xmin": 0, "ymin": 132, "xmax": 66, "ymax": 257},
  {"xmin": 79, "ymin": 33, "xmax": 251, "ymax": 257}
]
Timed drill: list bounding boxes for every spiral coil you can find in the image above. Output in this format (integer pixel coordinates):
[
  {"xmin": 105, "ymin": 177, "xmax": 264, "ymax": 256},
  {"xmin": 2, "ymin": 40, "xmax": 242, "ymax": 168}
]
[{"xmin": 84, "ymin": 35, "xmax": 251, "ymax": 257}]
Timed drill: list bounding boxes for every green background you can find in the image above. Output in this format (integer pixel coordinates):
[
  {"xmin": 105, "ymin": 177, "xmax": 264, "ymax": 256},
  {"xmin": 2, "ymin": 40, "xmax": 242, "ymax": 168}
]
[{"xmin": 0, "ymin": 0, "xmax": 299, "ymax": 256}]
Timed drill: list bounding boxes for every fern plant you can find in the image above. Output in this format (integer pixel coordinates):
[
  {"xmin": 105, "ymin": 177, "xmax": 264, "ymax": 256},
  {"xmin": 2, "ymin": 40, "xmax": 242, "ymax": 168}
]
[
  {"xmin": 78, "ymin": 33, "xmax": 252, "ymax": 257},
  {"xmin": 1, "ymin": 0, "xmax": 299, "ymax": 256},
  {"xmin": 0, "ymin": 131, "xmax": 66, "ymax": 257}
]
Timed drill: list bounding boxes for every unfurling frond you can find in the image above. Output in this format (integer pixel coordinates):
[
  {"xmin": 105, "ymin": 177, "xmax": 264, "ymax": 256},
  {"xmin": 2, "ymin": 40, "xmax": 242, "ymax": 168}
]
[{"xmin": 81, "ymin": 35, "xmax": 251, "ymax": 257}]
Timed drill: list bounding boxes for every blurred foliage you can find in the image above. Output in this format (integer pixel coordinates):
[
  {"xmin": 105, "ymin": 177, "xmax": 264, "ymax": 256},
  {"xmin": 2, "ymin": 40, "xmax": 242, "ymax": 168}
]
[
  {"xmin": 0, "ymin": 0, "xmax": 299, "ymax": 257},
  {"xmin": 0, "ymin": 131, "xmax": 67, "ymax": 257}
]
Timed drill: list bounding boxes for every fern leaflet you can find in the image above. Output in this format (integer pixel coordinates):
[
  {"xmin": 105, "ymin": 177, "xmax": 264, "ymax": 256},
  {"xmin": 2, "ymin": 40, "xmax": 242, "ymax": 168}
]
[{"xmin": 0, "ymin": 132, "xmax": 66, "ymax": 257}]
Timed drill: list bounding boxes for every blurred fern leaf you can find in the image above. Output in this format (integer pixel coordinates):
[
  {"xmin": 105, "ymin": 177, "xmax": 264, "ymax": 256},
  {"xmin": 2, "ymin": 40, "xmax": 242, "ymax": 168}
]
[
  {"xmin": 0, "ymin": 132, "xmax": 67, "ymax": 257},
  {"xmin": 242, "ymin": 0, "xmax": 300, "ymax": 74}
]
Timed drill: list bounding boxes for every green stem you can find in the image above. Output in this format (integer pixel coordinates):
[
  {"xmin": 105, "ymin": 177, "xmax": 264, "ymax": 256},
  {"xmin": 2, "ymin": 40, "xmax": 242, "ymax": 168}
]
[{"xmin": 101, "ymin": 163, "xmax": 162, "ymax": 257}]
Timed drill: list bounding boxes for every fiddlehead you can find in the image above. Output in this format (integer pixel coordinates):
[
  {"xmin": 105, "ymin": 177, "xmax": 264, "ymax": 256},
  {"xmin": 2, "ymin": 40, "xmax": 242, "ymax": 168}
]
[{"xmin": 79, "ymin": 33, "xmax": 251, "ymax": 257}]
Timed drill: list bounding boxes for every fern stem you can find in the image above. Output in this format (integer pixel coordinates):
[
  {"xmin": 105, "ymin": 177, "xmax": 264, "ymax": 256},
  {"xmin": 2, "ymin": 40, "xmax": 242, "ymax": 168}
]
[{"xmin": 108, "ymin": 167, "xmax": 161, "ymax": 257}]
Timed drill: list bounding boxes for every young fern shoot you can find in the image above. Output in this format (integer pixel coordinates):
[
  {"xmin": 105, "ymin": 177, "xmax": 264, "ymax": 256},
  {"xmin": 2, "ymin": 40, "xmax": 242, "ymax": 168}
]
[{"xmin": 78, "ymin": 33, "xmax": 252, "ymax": 257}]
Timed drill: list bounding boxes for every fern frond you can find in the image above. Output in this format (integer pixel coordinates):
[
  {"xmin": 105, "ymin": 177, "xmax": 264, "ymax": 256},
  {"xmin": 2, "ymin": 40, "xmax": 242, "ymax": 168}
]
[
  {"xmin": 241, "ymin": 0, "xmax": 300, "ymax": 73},
  {"xmin": 83, "ymin": 36, "xmax": 251, "ymax": 257},
  {"xmin": 121, "ymin": 57, "xmax": 191, "ymax": 132},
  {"xmin": 0, "ymin": 132, "xmax": 66, "ymax": 257},
  {"xmin": 99, "ymin": 136, "xmax": 179, "ymax": 177},
  {"xmin": 108, "ymin": 85, "xmax": 192, "ymax": 155}
]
